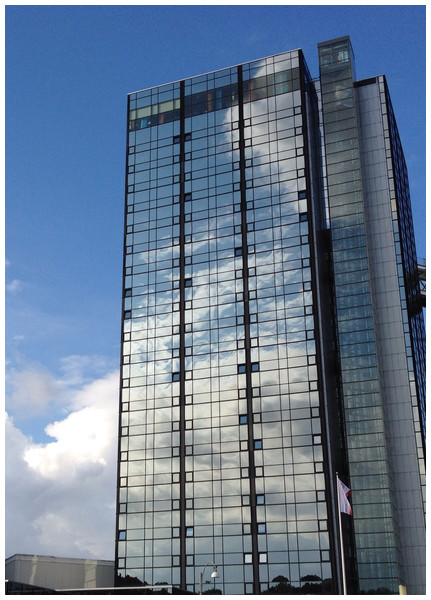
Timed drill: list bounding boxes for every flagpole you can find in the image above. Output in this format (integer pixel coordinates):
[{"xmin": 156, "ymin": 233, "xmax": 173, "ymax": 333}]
[{"xmin": 336, "ymin": 473, "xmax": 347, "ymax": 595}]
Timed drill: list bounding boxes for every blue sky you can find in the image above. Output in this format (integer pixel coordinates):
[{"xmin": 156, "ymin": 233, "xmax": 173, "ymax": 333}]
[{"xmin": 5, "ymin": 4, "xmax": 426, "ymax": 561}]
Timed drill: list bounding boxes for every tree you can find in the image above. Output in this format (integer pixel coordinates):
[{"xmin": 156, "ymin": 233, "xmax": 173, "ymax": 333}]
[{"xmin": 261, "ymin": 575, "xmax": 295, "ymax": 594}]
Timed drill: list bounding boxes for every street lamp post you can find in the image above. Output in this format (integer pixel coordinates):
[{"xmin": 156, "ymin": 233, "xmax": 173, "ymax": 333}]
[{"xmin": 199, "ymin": 562, "xmax": 218, "ymax": 595}]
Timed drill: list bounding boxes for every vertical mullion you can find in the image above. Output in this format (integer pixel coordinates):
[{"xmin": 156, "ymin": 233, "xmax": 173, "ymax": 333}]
[
  {"xmin": 237, "ymin": 64, "xmax": 260, "ymax": 595},
  {"xmin": 178, "ymin": 79, "xmax": 187, "ymax": 591}
]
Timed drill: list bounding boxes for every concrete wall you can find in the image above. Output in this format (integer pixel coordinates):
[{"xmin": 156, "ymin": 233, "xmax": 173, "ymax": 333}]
[{"xmin": 5, "ymin": 554, "xmax": 115, "ymax": 590}]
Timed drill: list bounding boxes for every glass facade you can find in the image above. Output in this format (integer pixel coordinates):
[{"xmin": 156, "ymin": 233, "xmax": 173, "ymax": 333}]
[
  {"xmin": 116, "ymin": 37, "xmax": 425, "ymax": 595},
  {"xmin": 318, "ymin": 38, "xmax": 400, "ymax": 594},
  {"xmin": 382, "ymin": 79, "xmax": 426, "ymax": 454}
]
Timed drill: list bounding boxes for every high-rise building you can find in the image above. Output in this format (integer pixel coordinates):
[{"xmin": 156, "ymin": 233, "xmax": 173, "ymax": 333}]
[{"xmin": 115, "ymin": 36, "xmax": 425, "ymax": 595}]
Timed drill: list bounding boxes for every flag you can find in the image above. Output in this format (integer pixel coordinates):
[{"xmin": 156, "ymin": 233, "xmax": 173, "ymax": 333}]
[{"xmin": 338, "ymin": 477, "xmax": 352, "ymax": 515}]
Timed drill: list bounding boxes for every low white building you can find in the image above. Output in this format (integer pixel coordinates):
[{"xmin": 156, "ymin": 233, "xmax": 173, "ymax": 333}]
[{"xmin": 5, "ymin": 554, "xmax": 115, "ymax": 591}]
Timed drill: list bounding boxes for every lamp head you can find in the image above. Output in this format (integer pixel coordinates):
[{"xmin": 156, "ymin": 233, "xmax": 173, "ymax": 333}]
[{"xmin": 210, "ymin": 566, "xmax": 218, "ymax": 578}]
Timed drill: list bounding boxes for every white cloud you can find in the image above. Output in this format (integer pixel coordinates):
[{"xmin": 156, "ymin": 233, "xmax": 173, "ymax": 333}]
[
  {"xmin": 6, "ymin": 354, "xmax": 118, "ymax": 422},
  {"xmin": 58, "ymin": 354, "xmax": 114, "ymax": 387},
  {"xmin": 12, "ymin": 334, "xmax": 25, "ymax": 342},
  {"xmin": 5, "ymin": 368, "xmax": 119, "ymax": 560},
  {"xmin": 24, "ymin": 372, "xmax": 119, "ymax": 479},
  {"xmin": 6, "ymin": 279, "xmax": 24, "ymax": 294},
  {"xmin": 6, "ymin": 366, "xmax": 63, "ymax": 420}
]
